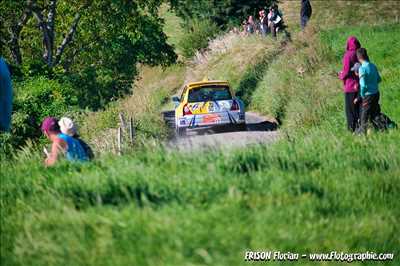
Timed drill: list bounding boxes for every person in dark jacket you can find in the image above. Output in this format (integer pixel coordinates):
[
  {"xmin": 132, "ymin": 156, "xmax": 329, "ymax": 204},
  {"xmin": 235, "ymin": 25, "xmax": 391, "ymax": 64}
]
[
  {"xmin": 338, "ymin": 36, "xmax": 362, "ymax": 132},
  {"xmin": 0, "ymin": 57, "xmax": 12, "ymax": 132},
  {"xmin": 268, "ymin": 5, "xmax": 283, "ymax": 38},
  {"xmin": 300, "ymin": 0, "xmax": 312, "ymax": 29},
  {"xmin": 259, "ymin": 10, "xmax": 268, "ymax": 36}
]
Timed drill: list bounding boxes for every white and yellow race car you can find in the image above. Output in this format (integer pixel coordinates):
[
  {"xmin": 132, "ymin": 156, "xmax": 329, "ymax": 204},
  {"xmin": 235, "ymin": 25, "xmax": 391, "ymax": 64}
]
[{"xmin": 172, "ymin": 80, "xmax": 246, "ymax": 136}]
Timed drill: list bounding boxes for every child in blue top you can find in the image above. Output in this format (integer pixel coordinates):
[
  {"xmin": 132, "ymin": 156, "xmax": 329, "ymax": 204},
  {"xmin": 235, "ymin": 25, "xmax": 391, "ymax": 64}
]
[
  {"xmin": 359, "ymin": 56, "xmax": 381, "ymax": 98},
  {"xmin": 355, "ymin": 48, "xmax": 382, "ymax": 134}
]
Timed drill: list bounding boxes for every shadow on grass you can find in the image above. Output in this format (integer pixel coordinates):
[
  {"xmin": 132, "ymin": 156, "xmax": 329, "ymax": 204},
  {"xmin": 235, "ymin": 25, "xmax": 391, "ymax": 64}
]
[{"xmin": 68, "ymin": 184, "xmax": 173, "ymax": 210}]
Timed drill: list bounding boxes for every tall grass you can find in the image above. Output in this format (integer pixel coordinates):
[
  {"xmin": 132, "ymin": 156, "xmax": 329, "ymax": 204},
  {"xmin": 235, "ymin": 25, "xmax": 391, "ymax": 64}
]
[{"xmin": 1, "ymin": 127, "xmax": 399, "ymax": 265}]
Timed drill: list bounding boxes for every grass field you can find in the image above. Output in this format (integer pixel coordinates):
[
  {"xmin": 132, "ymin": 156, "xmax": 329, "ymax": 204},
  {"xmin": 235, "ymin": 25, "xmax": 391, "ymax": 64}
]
[
  {"xmin": 1, "ymin": 1, "xmax": 400, "ymax": 265},
  {"xmin": 1, "ymin": 125, "xmax": 399, "ymax": 265}
]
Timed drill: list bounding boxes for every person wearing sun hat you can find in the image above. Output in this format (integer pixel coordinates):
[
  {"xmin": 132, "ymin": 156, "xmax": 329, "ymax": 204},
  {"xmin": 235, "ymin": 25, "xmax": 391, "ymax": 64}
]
[
  {"xmin": 58, "ymin": 117, "xmax": 94, "ymax": 160},
  {"xmin": 58, "ymin": 117, "xmax": 77, "ymax": 136},
  {"xmin": 41, "ymin": 117, "xmax": 88, "ymax": 166}
]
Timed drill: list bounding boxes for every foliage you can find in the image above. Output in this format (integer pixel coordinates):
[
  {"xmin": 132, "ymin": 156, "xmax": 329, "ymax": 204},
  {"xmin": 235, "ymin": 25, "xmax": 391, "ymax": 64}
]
[
  {"xmin": 178, "ymin": 19, "xmax": 220, "ymax": 58},
  {"xmin": 0, "ymin": 133, "xmax": 13, "ymax": 156},
  {"xmin": 169, "ymin": 0, "xmax": 277, "ymax": 27},
  {"xmin": 160, "ymin": 4, "xmax": 186, "ymax": 56},
  {"xmin": 1, "ymin": 0, "xmax": 177, "ymax": 110},
  {"xmin": 61, "ymin": 1, "xmax": 177, "ymax": 109},
  {"xmin": 5, "ymin": 76, "xmax": 78, "ymax": 148}
]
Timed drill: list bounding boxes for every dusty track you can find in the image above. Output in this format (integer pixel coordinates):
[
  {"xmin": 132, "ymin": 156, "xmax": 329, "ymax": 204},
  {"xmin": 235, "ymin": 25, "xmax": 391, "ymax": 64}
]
[{"xmin": 166, "ymin": 112, "xmax": 280, "ymax": 150}]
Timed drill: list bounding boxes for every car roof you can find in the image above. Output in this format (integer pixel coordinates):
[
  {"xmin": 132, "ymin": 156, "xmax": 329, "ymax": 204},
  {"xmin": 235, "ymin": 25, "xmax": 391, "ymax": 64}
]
[{"xmin": 186, "ymin": 80, "xmax": 230, "ymax": 89}]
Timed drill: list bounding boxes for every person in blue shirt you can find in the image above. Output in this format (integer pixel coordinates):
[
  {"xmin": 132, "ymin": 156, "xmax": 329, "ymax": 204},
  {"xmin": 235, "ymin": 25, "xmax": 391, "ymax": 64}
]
[
  {"xmin": 41, "ymin": 117, "xmax": 88, "ymax": 166},
  {"xmin": 0, "ymin": 57, "xmax": 13, "ymax": 132},
  {"xmin": 355, "ymin": 48, "xmax": 382, "ymax": 134}
]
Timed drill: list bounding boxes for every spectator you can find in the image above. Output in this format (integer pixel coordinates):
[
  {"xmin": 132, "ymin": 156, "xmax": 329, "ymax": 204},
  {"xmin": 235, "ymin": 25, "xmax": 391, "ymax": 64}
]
[
  {"xmin": 241, "ymin": 20, "xmax": 247, "ymax": 34},
  {"xmin": 338, "ymin": 36, "xmax": 361, "ymax": 132},
  {"xmin": 355, "ymin": 48, "xmax": 382, "ymax": 134},
  {"xmin": 268, "ymin": 5, "xmax": 283, "ymax": 37},
  {"xmin": 59, "ymin": 117, "xmax": 94, "ymax": 160},
  {"xmin": 41, "ymin": 117, "xmax": 88, "ymax": 166},
  {"xmin": 0, "ymin": 57, "xmax": 12, "ymax": 132},
  {"xmin": 259, "ymin": 10, "xmax": 268, "ymax": 36},
  {"xmin": 300, "ymin": 0, "xmax": 312, "ymax": 29},
  {"xmin": 246, "ymin": 16, "xmax": 256, "ymax": 34}
]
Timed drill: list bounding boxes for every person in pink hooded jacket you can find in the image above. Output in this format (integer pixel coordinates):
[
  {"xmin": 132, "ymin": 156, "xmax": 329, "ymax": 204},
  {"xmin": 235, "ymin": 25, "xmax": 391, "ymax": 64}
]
[{"xmin": 339, "ymin": 36, "xmax": 361, "ymax": 132}]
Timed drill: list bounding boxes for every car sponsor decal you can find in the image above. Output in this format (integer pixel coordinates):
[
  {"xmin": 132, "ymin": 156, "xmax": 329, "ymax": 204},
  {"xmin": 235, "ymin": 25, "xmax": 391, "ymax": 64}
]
[
  {"xmin": 220, "ymin": 100, "xmax": 232, "ymax": 110},
  {"xmin": 189, "ymin": 102, "xmax": 210, "ymax": 114},
  {"xmin": 203, "ymin": 114, "xmax": 222, "ymax": 124},
  {"xmin": 208, "ymin": 102, "xmax": 215, "ymax": 112},
  {"xmin": 191, "ymin": 103, "xmax": 199, "ymax": 111}
]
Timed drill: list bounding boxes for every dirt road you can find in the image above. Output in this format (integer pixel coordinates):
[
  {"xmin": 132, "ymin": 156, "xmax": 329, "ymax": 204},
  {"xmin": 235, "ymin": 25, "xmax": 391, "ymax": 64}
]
[{"xmin": 166, "ymin": 112, "xmax": 280, "ymax": 150}]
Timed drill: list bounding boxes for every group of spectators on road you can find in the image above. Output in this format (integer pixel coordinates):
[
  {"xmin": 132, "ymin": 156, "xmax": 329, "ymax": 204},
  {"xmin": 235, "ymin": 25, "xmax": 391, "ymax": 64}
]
[
  {"xmin": 242, "ymin": 4, "xmax": 285, "ymax": 38},
  {"xmin": 241, "ymin": 0, "xmax": 312, "ymax": 37}
]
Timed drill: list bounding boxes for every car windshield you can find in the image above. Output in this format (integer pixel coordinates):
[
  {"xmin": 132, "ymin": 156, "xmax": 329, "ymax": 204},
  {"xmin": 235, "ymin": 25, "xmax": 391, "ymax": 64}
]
[{"xmin": 188, "ymin": 86, "xmax": 232, "ymax": 103}]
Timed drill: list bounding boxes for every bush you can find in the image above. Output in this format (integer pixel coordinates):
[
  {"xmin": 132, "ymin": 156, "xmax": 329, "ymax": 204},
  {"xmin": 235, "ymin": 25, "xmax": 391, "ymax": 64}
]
[
  {"xmin": 7, "ymin": 77, "xmax": 78, "ymax": 148},
  {"xmin": 179, "ymin": 19, "xmax": 220, "ymax": 58}
]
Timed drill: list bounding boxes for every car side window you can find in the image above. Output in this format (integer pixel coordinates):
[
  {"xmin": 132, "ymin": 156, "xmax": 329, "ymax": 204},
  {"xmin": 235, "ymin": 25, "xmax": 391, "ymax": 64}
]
[{"xmin": 180, "ymin": 86, "xmax": 187, "ymax": 102}]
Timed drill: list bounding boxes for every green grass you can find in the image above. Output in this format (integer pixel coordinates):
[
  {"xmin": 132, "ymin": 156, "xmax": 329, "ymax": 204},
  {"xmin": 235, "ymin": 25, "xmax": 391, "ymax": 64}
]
[
  {"xmin": 160, "ymin": 4, "xmax": 186, "ymax": 57},
  {"xmin": 321, "ymin": 24, "xmax": 400, "ymax": 122},
  {"xmin": 1, "ymin": 128, "xmax": 399, "ymax": 265}
]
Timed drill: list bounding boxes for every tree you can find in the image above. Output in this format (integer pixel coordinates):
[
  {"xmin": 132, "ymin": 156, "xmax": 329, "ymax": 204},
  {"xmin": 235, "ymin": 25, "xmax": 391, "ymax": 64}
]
[
  {"xmin": 1, "ymin": 0, "xmax": 85, "ymax": 67},
  {"xmin": 0, "ymin": 0, "xmax": 177, "ymax": 109}
]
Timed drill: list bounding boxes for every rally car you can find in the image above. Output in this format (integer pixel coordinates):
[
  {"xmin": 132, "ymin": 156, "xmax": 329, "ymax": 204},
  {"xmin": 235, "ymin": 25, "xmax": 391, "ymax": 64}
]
[{"xmin": 172, "ymin": 80, "xmax": 246, "ymax": 136}]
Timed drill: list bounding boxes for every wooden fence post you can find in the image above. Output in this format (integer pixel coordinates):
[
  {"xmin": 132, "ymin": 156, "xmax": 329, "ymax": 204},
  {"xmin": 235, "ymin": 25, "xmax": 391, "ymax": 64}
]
[
  {"xmin": 119, "ymin": 113, "xmax": 127, "ymax": 131},
  {"xmin": 129, "ymin": 117, "xmax": 135, "ymax": 145},
  {"xmin": 117, "ymin": 127, "xmax": 122, "ymax": 155}
]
